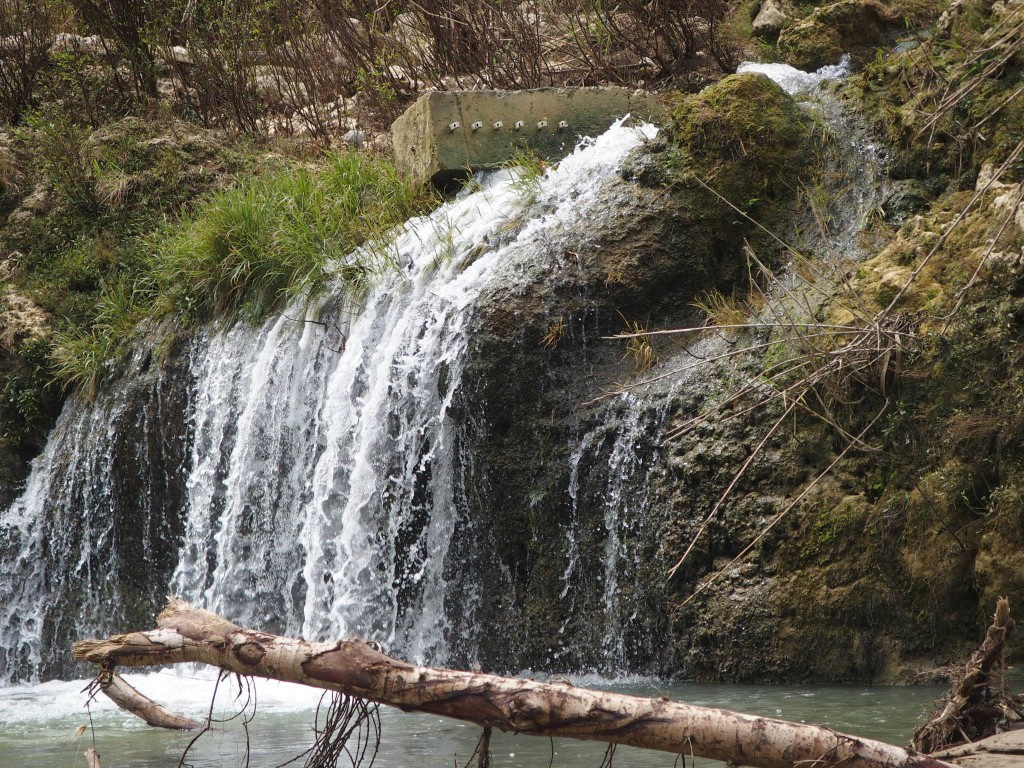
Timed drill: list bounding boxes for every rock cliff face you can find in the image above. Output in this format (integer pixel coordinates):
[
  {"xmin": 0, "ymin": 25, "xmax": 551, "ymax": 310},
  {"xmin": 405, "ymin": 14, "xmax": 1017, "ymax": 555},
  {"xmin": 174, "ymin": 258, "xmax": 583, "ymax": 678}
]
[
  {"xmin": 444, "ymin": 40, "xmax": 1024, "ymax": 682},
  {"xmin": 0, "ymin": 338, "xmax": 192, "ymax": 681},
  {"xmin": 448, "ymin": 74, "xmax": 818, "ymax": 674}
]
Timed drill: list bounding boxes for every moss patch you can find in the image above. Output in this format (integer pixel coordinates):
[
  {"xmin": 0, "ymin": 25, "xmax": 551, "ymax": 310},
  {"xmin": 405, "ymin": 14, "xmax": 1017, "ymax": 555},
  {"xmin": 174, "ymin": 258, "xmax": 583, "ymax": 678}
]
[{"xmin": 669, "ymin": 72, "xmax": 813, "ymax": 216}]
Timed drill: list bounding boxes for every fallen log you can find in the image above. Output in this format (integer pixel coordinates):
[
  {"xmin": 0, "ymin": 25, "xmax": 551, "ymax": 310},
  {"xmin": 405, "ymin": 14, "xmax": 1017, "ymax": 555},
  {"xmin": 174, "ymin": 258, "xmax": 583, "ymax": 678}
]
[
  {"xmin": 74, "ymin": 597, "xmax": 955, "ymax": 768},
  {"xmin": 933, "ymin": 728, "xmax": 1024, "ymax": 768}
]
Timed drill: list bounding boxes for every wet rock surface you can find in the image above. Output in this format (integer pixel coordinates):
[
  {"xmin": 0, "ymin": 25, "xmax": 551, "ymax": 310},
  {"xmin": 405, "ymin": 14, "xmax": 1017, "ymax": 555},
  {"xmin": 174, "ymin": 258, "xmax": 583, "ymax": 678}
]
[
  {"xmin": 450, "ymin": 77, "xmax": 814, "ymax": 672},
  {"xmin": 0, "ymin": 337, "xmax": 193, "ymax": 681}
]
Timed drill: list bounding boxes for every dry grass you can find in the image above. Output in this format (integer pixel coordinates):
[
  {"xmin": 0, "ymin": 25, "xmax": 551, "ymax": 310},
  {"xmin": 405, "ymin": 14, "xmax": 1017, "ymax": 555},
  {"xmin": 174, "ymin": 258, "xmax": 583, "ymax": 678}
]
[{"xmin": 540, "ymin": 316, "xmax": 566, "ymax": 350}]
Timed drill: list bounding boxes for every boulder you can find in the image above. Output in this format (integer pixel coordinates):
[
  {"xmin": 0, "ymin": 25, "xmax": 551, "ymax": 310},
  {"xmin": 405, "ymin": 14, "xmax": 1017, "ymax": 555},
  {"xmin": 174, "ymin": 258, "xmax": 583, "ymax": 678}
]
[
  {"xmin": 752, "ymin": 0, "xmax": 791, "ymax": 40},
  {"xmin": 777, "ymin": 0, "xmax": 899, "ymax": 71}
]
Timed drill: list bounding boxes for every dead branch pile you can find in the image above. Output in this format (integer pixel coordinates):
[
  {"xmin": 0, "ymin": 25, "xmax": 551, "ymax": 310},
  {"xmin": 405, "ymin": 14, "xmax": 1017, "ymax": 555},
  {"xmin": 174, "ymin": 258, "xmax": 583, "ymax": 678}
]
[{"xmin": 912, "ymin": 597, "xmax": 1024, "ymax": 754}]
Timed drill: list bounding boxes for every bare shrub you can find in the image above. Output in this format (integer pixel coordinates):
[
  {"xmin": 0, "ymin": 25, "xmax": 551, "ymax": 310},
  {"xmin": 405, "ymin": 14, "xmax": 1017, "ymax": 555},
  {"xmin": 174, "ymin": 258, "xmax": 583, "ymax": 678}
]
[
  {"xmin": 151, "ymin": 0, "xmax": 273, "ymax": 134},
  {"xmin": 558, "ymin": 0, "xmax": 740, "ymax": 88},
  {"xmin": 265, "ymin": 4, "xmax": 353, "ymax": 140},
  {"xmin": 403, "ymin": 1, "xmax": 549, "ymax": 89},
  {"xmin": 0, "ymin": 0, "xmax": 63, "ymax": 124},
  {"xmin": 305, "ymin": 2, "xmax": 413, "ymax": 126},
  {"xmin": 73, "ymin": 0, "xmax": 159, "ymax": 99}
]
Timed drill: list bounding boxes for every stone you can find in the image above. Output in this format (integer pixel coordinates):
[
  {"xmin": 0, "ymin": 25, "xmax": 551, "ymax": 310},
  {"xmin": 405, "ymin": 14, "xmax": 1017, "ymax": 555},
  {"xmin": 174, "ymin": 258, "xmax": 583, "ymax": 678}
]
[
  {"xmin": 881, "ymin": 180, "xmax": 932, "ymax": 222},
  {"xmin": 50, "ymin": 33, "xmax": 120, "ymax": 64},
  {"xmin": 752, "ymin": 0, "xmax": 791, "ymax": 40},
  {"xmin": 160, "ymin": 45, "xmax": 192, "ymax": 66},
  {"xmin": 0, "ymin": 289, "xmax": 49, "ymax": 349},
  {"xmin": 343, "ymin": 129, "xmax": 365, "ymax": 148},
  {"xmin": 390, "ymin": 87, "xmax": 664, "ymax": 187},
  {"xmin": 976, "ymin": 161, "xmax": 1016, "ymax": 192},
  {"xmin": 777, "ymin": 0, "xmax": 898, "ymax": 71}
]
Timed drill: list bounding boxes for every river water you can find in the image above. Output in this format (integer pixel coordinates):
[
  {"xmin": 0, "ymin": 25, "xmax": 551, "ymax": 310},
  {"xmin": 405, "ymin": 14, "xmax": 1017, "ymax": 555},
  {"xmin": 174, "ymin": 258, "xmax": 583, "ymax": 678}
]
[{"xmin": 1, "ymin": 671, "xmax": 943, "ymax": 767}]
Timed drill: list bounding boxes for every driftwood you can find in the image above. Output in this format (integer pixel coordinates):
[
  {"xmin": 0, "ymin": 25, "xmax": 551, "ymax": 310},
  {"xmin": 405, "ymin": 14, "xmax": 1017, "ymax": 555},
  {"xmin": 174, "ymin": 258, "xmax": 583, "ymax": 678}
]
[
  {"xmin": 912, "ymin": 598, "xmax": 1024, "ymax": 754},
  {"xmin": 933, "ymin": 729, "xmax": 1024, "ymax": 768},
  {"xmin": 73, "ymin": 597, "xmax": 957, "ymax": 768}
]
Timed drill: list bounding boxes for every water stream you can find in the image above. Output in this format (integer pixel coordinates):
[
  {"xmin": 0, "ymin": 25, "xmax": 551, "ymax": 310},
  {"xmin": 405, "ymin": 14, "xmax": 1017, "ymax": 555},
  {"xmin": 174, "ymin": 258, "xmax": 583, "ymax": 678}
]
[{"xmin": 0, "ymin": 671, "xmax": 944, "ymax": 768}]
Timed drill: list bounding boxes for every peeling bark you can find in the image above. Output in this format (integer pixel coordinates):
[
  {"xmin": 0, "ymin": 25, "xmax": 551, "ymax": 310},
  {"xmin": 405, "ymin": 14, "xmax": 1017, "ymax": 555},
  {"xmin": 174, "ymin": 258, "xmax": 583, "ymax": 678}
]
[{"xmin": 75, "ymin": 598, "xmax": 955, "ymax": 768}]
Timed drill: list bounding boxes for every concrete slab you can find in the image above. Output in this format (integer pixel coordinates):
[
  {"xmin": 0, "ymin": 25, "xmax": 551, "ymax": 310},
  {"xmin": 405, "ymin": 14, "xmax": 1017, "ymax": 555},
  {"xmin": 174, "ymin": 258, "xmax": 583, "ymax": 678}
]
[{"xmin": 391, "ymin": 87, "xmax": 664, "ymax": 187}]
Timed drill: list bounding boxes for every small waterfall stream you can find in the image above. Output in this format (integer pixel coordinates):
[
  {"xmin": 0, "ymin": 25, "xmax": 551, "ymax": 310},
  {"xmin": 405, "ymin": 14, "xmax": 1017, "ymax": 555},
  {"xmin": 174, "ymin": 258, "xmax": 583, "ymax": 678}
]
[
  {"xmin": 561, "ymin": 398, "xmax": 667, "ymax": 670},
  {"xmin": 550, "ymin": 54, "xmax": 887, "ymax": 674},
  {"xmin": 0, "ymin": 57, "xmax": 888, "ymax": 687},
  {"xmin": 0, "ymin": 119, "xmax": 657, "ymax": 683}
]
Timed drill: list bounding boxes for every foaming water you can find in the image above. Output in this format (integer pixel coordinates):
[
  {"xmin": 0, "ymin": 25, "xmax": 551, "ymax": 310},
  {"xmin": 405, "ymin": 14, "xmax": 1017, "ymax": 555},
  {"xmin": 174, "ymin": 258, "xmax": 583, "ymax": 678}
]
[{"xmin": 738, "ymin": 54, "xmax": 852, "ymax": 96}]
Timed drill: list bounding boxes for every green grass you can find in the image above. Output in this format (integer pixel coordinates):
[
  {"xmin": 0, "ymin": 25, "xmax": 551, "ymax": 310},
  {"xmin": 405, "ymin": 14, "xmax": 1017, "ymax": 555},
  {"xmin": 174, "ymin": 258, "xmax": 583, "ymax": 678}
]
[
  {"xmin": 153, "ymin": 151, "xmax": 432, "ymax": 324},
  {"xmin": 48, "ymin": 149, "xmax": 435, "ymax": 393},
  {"xmin": 50, "ymin": 277, "xmax": 149, "ymax": 395},
  {"xmin": 4, "ymin": 108, "xmax": 434, "ymax": 398}
]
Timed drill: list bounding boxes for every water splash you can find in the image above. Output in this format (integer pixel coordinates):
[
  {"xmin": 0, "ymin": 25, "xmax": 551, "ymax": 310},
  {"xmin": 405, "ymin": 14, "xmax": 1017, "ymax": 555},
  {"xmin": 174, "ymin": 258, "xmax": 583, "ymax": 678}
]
[{"xmin": 737, "ymin": 55, "xmax": 852, "ymax": 97}]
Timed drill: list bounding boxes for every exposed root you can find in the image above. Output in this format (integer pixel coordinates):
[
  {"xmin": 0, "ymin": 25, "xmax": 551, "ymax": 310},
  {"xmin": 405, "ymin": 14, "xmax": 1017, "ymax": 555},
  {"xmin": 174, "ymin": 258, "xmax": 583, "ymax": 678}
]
[
  {"xmin": 277, "ymin": 691, "xmax": 381, "ymax": 768},
  {"xmin": 460, "ymin": 727, "xmax": 492, "ymax": 768}
]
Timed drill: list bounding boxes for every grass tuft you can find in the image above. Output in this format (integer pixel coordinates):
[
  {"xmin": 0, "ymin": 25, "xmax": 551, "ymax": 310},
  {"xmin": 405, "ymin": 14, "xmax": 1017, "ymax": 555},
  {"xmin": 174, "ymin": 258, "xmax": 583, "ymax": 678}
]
[
  {"xmin": 154, "ymin": 151, "xmax": 434, "ymax": 324},
  {"xmin": 47, "ymin": 149, "xmax": 435, "ymax": 393}
]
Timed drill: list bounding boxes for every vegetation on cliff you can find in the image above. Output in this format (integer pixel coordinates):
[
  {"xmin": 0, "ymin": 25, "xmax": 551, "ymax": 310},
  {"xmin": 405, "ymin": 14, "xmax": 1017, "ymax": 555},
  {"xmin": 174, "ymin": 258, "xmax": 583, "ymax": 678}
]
[{"xmin": 656, "ymin": 0, "xmax": 1024, "ymax": 681}]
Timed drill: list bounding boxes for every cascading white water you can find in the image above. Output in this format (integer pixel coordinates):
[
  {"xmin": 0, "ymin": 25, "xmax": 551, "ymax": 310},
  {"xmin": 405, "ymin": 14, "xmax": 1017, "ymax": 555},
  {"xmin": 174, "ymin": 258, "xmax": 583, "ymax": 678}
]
[
  {"xmin": 0, "ymin": 347, "xmax": 188, "ymax": 681},
  {"xmin": 559, "ymin": 397, "xmax": 667, "ymax": 671},
  {"xmin": 737, "ymin": 55, "xmax": 851, "ymax": 96},
  {"xmin": 0, "ymin": 118, "xmax": 657, "ymax": 682}
]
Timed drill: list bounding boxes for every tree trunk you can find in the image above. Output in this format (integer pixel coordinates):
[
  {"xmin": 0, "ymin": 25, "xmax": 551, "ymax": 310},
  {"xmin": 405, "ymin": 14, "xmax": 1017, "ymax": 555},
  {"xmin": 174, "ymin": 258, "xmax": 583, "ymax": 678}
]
[{"xmin": 74, "ymin": 598, "xmax": 954, "ymax": 768}]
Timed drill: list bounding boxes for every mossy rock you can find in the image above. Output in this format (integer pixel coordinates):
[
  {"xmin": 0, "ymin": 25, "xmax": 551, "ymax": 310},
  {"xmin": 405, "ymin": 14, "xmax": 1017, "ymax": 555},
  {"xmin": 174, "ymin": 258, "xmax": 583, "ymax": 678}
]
[
  {"xmin": 976, "ymin": 526, "xmax": 1024, "ymax": 632},
  {"xmin": 777, "ymin": 0, "xmax": 898, "ymax": 71},
  {"xmin": 669, "ymin": 72, "xmax": 812, "ymax": 208}
]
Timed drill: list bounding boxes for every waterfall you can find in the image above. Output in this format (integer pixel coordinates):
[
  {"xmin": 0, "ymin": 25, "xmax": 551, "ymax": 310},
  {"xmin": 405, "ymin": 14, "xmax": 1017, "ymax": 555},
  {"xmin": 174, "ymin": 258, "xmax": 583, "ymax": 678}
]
[
  {"xmin": 0, "ymin": 347, "xmax": 191, "ymax": 682},
  {"xmin": 559, "ymin": 396, "xmax": 668, "ymax": 672},
  {"xmin": 0, "ymin": 58, "xmax": 879, "ymax": 686},
  {"xmin": 0, "ymin": 118, "xmax": 657, "ymax": 683}
]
